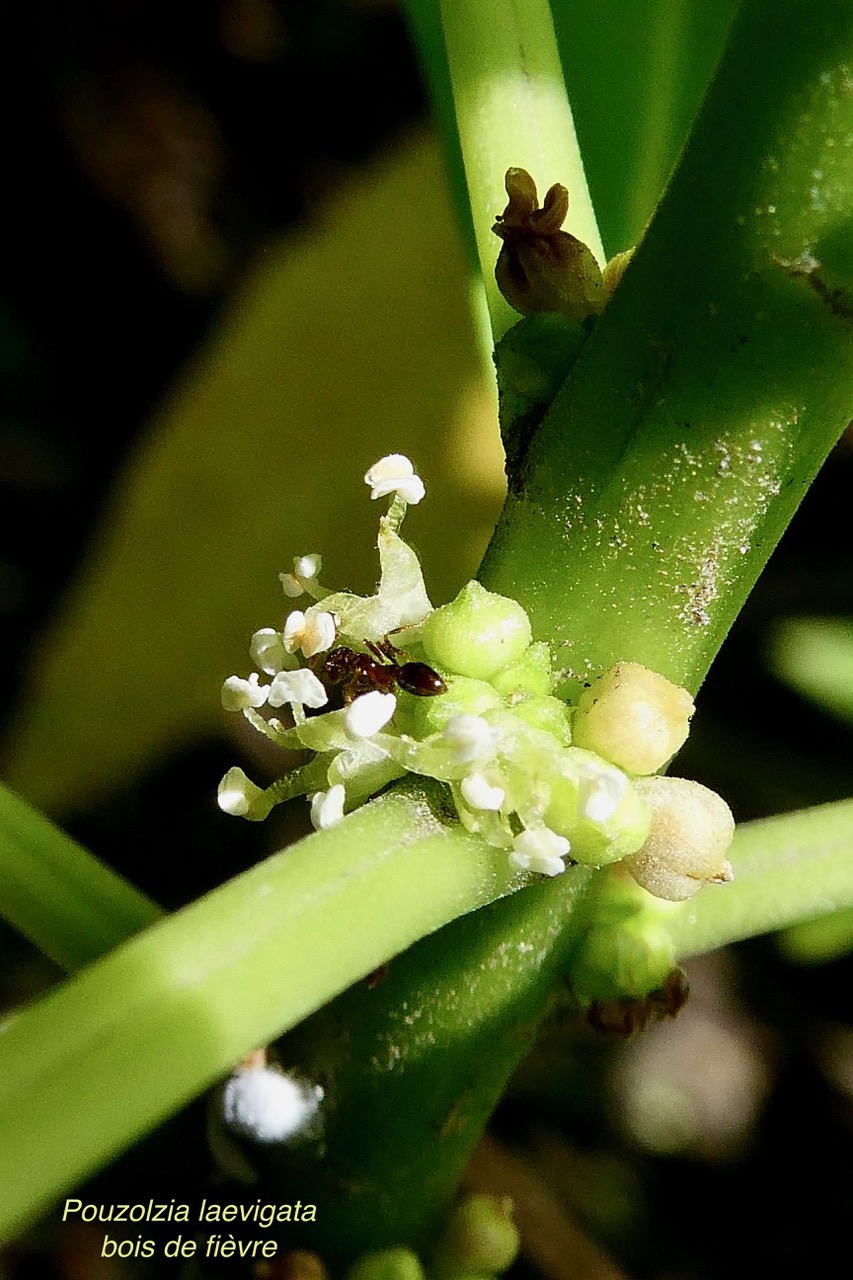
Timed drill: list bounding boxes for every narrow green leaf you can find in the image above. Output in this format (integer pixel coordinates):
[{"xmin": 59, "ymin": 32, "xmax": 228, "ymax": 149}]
[
  {"xmin": 0, "ymin": 782, "xmax": 161, "ymax": 970},
  {"xmin": 767, "ymin": 615, "xmax": 853, "ymax": 724},
  {"xmin": 664, "ymin": 798, "xmax": 853, "ymax": 958}
]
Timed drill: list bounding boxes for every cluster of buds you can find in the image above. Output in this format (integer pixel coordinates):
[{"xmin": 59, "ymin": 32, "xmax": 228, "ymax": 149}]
[{"xmin": 218, "ymin": 456, "xmax": 734, "ymax": 902}]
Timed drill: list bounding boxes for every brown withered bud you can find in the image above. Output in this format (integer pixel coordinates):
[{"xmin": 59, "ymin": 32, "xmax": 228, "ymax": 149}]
[
  {"xmin": 586, "ymin": 968, "xmax": 690, "ymax": 1037},
  {"xmin": 493, "ymin": 167, "xmax": 604, "ymax": 322}
]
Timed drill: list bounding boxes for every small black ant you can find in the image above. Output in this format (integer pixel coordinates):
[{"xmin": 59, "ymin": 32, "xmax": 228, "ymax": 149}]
[{"xmin": 313, "ymin": 638, "xmax": 447, "ymax": 704}]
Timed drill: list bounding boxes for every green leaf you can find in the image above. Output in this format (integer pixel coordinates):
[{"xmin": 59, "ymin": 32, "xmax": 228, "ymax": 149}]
[
  {"xmin": 0, "ymin": 782, "xmax": 160, "ymax": 970},
  {"xmin": 555, "ymin": 0, "xmax": 741, "ymax": 253}
]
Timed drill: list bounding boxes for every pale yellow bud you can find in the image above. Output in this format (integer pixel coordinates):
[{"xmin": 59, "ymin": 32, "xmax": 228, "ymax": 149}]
[
  {"xmin": 627, "ymin": 776, "xmax": 735, "ymax": 902},
  {"xmin": 572, "ymin": 662, "xmax": 694, "ymax": 774}
]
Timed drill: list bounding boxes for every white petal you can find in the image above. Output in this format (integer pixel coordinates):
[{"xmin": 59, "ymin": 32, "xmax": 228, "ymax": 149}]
[
  {"xmin": 221, "ymin": 673, "xmax": 269, "ymax": 711},
  {"xmin": 267, "ymin": 668, "xmax": 329, "ymax": 709},
  {"xmin": 280, "ymin": 572, "xmax": 305, "ymax": 598},
  {"xmin": 461, "ymin": 772, "xmax": 505, "ymax": 811},
  {"xmin": 222, "ymin": 1065, "xmax": 323, "ymax": 1144},
  {"xmin": 344, "ymin": 690, "xmax": 397, "ymax": 738},
  {"xmin": 310, "ymin": 783, "xmax": 346, "ymax": 830}
]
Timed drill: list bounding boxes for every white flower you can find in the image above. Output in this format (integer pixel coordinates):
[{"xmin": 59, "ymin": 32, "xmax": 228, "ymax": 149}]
[
  {"xmin": 222, "ymin": 1064, "xmax": 324, "ymax": 1144},
  {"xmin": 267, "ymin": 668, "xmax": 329, "ymax": 710},
  {"xmin": 461, "ymin": 772, "xmax": 505, "ymax": 811},
  {"xmin": 364, "ymin": 454, "xmax": 425, "ymax": 505},
  {"xmin": 344, "ymin": 690, "xmax": 397, "ymax": 738},
  {"xmin": 280, "ymin": 553, "xmax": 324, "ymax": 598},
  {"xmin": 283, "ymin": 609, "xmax": 336, "ymax": 658},
  {"xmin": 221, "ymin": 673, "xmax": 269, "ymax": 712},
  {"xmin": 578, "ymin": 762, "xmax": 628, "ymax": 824},
  {"xmin": 217, "ymin": 767, "xmax": 271, "ymax": 820},
  {"xmin": 310, "ymin": 783, "xmax": 346, "ymax": 830},
  {"xmin": 509, "ymin": 826, "xmax": 570, "ymax": 877},
  {"xmin": 441, "ymin": 714, "xmax": 496, "ymax": 765},
  {"xmin": 249, "ymin": 628, "xmax": 296, "ymax": 676}
]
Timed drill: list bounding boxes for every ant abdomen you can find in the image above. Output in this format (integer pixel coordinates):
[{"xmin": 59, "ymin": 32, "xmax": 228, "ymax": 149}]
[{"xmin": 396, "ymin": 662, "xmax": 448, "ymax": 697}]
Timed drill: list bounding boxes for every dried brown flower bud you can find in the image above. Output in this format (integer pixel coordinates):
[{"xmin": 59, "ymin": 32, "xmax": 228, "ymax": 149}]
[{"xmin": 493, "ymin": 167, "xmax": 604, "ymax": 322}]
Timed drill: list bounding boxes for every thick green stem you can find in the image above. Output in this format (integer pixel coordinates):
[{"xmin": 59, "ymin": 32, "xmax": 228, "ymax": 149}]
[
  {"xmin": 481, "ymin": 0, "xmax": 853, "ymax": 700},
  {"xmin": 435, "ymin": 0, "xmax": 603, "ymax": 338}
]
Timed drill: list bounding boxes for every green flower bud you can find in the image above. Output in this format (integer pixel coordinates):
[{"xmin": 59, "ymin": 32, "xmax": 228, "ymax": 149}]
[
  {"xmin": 433, "ymin": 1194, "xmax": 520, "ymax": 1278},
  {"xmin": 409, "ymin": 675, "xmax": 503, "ymax": 739},
  {"xmin": 627, "ymin": 776, "xmax": 735, "ymax": 901},
  {"xmin": 544, "ymin": 748, "xmax": 650, "ymax": 865},
  {"xmin": 422, "ymin": 581, "xmax": 532, "ymax": 680},
  {"xmin": 572, "ymin": 662, "xmax": 694, "ymax": 774},
  {"xmin": 572, "ymin": 908, "xmax": 677, "ymax": 1004},
  {"xmin": 511, "ymin": 695, "xmax": 572, "ymax": 745},
  {"xmin": 347, "ymin": 1249, "xmax": 424, "ymax": 1280},
  {"xmin": 489, "ymin": 640, "xmax": 553, "ymax": 697}
]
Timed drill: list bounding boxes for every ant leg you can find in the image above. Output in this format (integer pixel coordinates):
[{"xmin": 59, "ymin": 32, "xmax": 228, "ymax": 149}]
[{"xmin": 365, "ymin": 639, "xmax": 395, "ymax": 663}]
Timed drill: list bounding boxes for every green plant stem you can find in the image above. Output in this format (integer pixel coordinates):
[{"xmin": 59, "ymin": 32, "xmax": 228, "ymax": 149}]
[
  {"xmin": 272, "ymin": 864, "xmax": 596, "ymax": 1261},
  {"xmin": 481, "ymin": 0, "xmax": 853, "ymax": 700},
  {"xmin": 0, "ymin": 782, "xmax": 161, "ymax": 970},
  {"xmin": 665, "ymin": 797, "xmax": 853, "ymax": 958},
  {"xmin": 0, "ymin": 782, "xmax": 518, "ymax": 1243},
  {"xmin": 434, "ymin": 0, "xmax": 604, "ymax": 339}
]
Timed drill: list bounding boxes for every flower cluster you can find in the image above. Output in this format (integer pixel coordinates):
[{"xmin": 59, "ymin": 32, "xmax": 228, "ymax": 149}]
[{"xmin": 218, "ymin": 456, "xmax": 734, "ymax": 901}]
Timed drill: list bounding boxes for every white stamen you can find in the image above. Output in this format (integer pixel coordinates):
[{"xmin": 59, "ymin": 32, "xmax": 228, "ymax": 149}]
[
  {"xmin": 221, "ymin": 673, "xmax": 269, "ymax": 712},
  {"xmin": 250, "ymin": 628, "xmax": 295, "ymax": 676},
  {"xmin": 267, "ymin": 668, "xmax": 329, "ymax": 709},
  {"xmin": 578, "ymin": 764, "xmax": 628, "ymax": 824},
  {"xmin": 294, "ymin": 553, "xmax": 323, "ymax": 580},
  {"xmin": 509, "ymin": 827, "xmax": 570, "ymax": 877},
  {"xmin": 310, "ymin": 783, "xmax": 346, "ymax": 830},
  {"xmin": 280, "ymin": 553, "xmax": 325, "ymax": 598},
  {"xmin": 344, "ymin": 690, "xmax": 397, "ymax": 738},
  {"xmin": 461, "ymin": 772, "xmax": 505, "ymax": 811},
  {"xmin": 441, "ymin": 714, "xmax": 495, "ymax": 765},
  {"xmin": 283, "ymin": 609, "xmax": 336, "ymax": 658},
  {"xmin": 364, "ymin": 454, "xmax": 425, "ymax": 505},
  {"xmin": 217, "ymin": 766, "xmax": 268, "ymax": 818}
]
